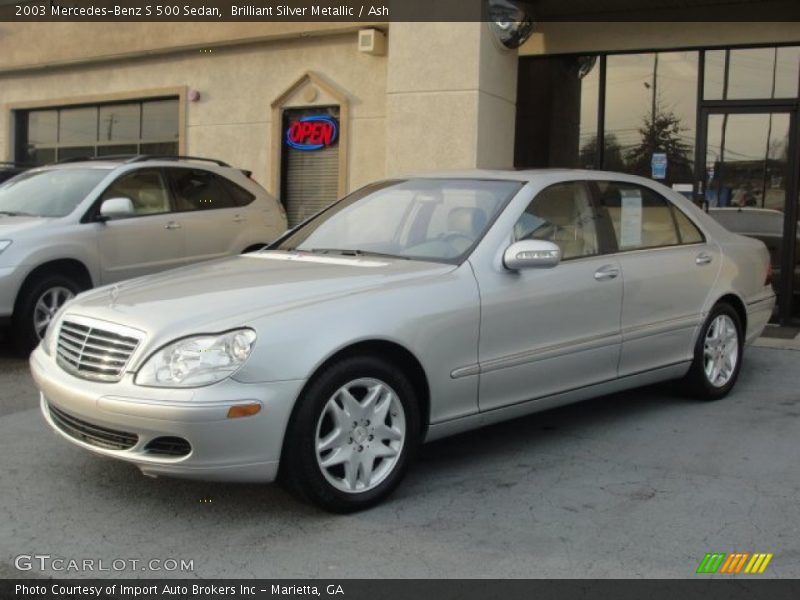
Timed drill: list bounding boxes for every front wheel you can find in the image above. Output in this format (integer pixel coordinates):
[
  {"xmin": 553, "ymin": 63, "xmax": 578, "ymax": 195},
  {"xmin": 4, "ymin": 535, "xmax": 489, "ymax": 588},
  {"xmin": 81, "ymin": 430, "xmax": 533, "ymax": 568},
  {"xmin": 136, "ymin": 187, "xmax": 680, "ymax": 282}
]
[
  {"xmin": 13, "ymin": 273, "xmax": 83, "ymax": 355},
  {"xmin": 281, "ymin": 356, "xmax": 420, "ymax": 512},
  {"xmin": 683, "ymin": 302, "xmax": 743, "ymax": 400}
]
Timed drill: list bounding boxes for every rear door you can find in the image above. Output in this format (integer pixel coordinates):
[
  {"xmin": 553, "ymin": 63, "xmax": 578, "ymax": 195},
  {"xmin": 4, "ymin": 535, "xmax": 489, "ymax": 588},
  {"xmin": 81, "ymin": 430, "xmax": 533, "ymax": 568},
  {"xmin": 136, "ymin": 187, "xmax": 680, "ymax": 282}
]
[
  {"xmin": 95, "ymin": 168, "xmax": 185, "ymax": 283},
  {"xmin": 594, "ymin": 180, "xmax": 717, "ymax": 376},
  {"xmin": 165, "ymin": 168, "xmax": 246, "ymax": 261}
]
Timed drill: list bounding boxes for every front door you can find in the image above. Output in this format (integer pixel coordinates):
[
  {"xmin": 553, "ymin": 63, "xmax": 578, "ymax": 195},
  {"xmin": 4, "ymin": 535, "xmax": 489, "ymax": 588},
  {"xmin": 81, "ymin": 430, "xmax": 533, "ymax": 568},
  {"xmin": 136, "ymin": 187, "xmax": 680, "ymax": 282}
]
[
  {"xmin": 475, "ymin": 181, "xmax": 623, "ymax": 412},
  {"xmin": 95, "ymin": 168, "xmax": 186, "ymax": 284},
  {"xmin": 698, "ymin": 108, "xmax": 799, "ymax": 323}
]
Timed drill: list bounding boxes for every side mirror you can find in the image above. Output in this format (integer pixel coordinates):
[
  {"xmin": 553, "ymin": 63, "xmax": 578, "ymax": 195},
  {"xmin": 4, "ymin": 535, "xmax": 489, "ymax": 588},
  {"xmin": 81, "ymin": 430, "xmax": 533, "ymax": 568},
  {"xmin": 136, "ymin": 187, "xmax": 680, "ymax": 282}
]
[
  {"xmin": 503, "ymin": 240, "xmax": 561, "ymax": 270},
  {"xmin": 99, "ymin": 197, "xmax": 135, "ymax": 220}
]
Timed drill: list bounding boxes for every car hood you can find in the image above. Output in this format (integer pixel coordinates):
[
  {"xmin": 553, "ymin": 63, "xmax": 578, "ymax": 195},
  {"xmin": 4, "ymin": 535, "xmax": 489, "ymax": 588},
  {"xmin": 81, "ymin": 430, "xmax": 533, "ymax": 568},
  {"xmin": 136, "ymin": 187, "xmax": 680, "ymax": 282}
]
[
  {"xmin": 0, "ymin": 215, "xmax": 49, "ymax": 235},
  {"xmin": 66, "ymin": 251, "xmax": 456, "ymax": 336}
]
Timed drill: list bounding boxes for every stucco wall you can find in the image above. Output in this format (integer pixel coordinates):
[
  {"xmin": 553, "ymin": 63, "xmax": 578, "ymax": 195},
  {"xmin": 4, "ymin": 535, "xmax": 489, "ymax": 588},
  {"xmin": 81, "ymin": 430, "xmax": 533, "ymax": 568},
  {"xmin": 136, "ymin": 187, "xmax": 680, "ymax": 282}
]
[{"xmin": 0, "ymin": 31, "xmax": 387, "ymax": 194}]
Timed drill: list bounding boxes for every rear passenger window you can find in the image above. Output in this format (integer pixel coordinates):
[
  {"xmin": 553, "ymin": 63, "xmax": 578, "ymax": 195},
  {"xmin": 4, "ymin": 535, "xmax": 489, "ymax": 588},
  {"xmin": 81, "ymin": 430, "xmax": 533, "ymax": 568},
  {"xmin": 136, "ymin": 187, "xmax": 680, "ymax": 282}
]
[
  {"xmin": 597, "ymin": 182, "xmax": 682, "ymax": 250},
  {"xmin": 218, "ymin": 177, "xmax": 256, "ymax": 207},
  {"xmin": 673, "ymin": 207, "xmax": 704, "ymax": 244},
  {"xmin": 167, "ymin": 169, "xmax": 237, "ymax": 211}
]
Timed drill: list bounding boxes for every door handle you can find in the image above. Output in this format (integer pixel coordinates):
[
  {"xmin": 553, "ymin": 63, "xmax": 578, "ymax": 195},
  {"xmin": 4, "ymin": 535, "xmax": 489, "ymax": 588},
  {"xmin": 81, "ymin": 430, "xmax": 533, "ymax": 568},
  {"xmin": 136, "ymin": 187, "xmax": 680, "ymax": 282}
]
[
  {"xmin": 164, "ymin": 221, "xmax": 182, "ymax": 230},
  {"xmin": 695, "ymin": 252, "xmax": 713, "ymax": 266},
  {"xmin": 233, "ymin": 214, "xmax": 246, "ymax": 223},
  {"xmin": 594, "ymin": 265, "xmax": 620, "ymax": 281}
]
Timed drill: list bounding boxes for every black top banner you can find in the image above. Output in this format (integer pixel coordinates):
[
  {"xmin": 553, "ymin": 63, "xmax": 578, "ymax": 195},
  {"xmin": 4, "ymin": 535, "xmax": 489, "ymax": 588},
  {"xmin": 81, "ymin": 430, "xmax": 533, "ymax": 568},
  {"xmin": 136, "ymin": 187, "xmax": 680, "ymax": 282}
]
[{"xmin": 2, "ymin": 0, "xmax": 800, "ymax": 22}]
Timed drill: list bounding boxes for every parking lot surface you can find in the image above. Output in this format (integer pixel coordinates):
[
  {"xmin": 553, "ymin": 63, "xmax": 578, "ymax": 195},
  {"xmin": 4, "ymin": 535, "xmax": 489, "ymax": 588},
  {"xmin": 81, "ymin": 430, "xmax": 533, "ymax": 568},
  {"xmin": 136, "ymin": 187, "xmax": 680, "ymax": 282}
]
[{"xmin": 0, "ymin": 336, "xmax": 798, "ymax": 579}]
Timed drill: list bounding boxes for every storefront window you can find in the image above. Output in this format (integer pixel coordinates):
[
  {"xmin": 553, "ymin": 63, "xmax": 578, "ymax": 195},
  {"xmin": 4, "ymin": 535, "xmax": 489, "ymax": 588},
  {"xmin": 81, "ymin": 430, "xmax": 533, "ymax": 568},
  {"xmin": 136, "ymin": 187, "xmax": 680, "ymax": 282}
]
[
  {"xmin": 514, "ymin": 55, "xmax": 600, "ymax": 169},
  {"xmin": 704, "ymin": 46, "xmax": 800, "ymax": 100},
  {"xmin": 604, "ymin": 51, "xmax": 698, "ymax": 185},
  {"xmin": 18, "ymin": 98, "xmax": 179, "ymax": 165}
]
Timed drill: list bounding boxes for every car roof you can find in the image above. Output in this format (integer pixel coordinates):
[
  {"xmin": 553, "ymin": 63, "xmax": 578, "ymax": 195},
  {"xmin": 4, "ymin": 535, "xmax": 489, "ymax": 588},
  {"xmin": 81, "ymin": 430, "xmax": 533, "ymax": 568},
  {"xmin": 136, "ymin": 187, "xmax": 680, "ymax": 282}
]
[{"xmin": 404, "ymin": 168, "xmax": 662, "ymax": 184}]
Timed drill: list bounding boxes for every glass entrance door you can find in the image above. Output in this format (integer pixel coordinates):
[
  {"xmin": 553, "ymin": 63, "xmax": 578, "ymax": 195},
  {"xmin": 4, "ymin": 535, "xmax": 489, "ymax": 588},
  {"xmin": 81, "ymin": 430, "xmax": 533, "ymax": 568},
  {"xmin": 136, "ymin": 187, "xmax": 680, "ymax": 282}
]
[{"xmin": 699, "ymin": 108, "xmax": 799, "ymax": 323}]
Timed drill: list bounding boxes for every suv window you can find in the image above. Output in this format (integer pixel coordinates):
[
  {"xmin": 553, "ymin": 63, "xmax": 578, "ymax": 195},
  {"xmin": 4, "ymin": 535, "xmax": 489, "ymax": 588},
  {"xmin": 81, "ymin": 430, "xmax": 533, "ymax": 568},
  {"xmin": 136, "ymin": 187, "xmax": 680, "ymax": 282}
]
[
  {"xmin": 100, "ymin": 169, "xmax": 171, "ymax": 216},
  {"xmin": 513, "ymin": 182, "xmax": 599, "ymax": 260},
  {"xmin": 167, "ymin": 168, "xmax": 238, "ymax": 211},
  {"xmin": 597, "ymin": 182, "xmax": 685, "ymax": 250},
  {"xmin": 218, "ymin": 177, "xmax": 256, "ymax": 207}
]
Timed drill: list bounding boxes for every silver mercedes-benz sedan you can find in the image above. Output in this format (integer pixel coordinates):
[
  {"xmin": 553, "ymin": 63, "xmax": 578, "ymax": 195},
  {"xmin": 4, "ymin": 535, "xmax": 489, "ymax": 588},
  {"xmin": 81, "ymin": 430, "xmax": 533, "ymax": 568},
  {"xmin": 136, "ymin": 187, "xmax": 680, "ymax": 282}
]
[{"xmin": 30, "ymin": 170, "xmax": 775, "ymax": 512}]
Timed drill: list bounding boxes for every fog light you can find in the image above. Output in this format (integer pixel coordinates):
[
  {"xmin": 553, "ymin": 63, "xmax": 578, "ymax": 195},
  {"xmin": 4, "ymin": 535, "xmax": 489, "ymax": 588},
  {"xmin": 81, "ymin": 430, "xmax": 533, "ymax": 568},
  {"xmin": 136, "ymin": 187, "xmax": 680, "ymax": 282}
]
[{"xmin": 227, "ymin": 403, "xmax": 262, "ymax": 418}]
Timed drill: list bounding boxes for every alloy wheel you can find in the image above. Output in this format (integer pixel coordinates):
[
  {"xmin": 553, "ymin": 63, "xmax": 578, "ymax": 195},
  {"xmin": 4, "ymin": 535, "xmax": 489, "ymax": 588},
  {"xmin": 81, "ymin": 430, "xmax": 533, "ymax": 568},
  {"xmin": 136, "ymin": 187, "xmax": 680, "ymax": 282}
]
[
  {"xmin": 703, "ymin": 314, "xmax": 739, "ymax": 388},
  {"xmin": 315, "ymin": 377, "xmax": 406, "ymax": 494},
  {"xmin": 33, "ymin": 286, "xmax": 74, "ymax": 340}
]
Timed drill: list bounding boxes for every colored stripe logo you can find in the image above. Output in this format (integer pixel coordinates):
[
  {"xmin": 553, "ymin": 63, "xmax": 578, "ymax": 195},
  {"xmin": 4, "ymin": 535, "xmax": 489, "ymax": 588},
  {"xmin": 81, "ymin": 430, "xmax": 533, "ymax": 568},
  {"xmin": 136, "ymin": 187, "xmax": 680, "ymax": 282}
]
[{"xmin": 697, "ymin": 553, "xmax": 773, "ymax": 574}]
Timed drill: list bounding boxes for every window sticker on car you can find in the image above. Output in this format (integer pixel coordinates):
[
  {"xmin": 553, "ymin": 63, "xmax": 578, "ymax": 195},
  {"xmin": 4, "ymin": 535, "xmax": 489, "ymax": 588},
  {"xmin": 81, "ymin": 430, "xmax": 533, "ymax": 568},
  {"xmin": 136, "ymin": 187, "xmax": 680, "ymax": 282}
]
[{"xmin": 620, "ymin": 188, "xmax": 643, "ymax": 248}]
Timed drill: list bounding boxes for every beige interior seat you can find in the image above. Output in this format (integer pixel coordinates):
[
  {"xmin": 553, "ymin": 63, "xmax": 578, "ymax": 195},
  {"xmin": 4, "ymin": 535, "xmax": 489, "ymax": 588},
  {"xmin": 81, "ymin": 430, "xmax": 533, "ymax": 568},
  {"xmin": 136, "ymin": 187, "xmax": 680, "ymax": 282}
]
[{"xmin": 532, "ymin": 187, "xmax": 584, "ymax": 259}]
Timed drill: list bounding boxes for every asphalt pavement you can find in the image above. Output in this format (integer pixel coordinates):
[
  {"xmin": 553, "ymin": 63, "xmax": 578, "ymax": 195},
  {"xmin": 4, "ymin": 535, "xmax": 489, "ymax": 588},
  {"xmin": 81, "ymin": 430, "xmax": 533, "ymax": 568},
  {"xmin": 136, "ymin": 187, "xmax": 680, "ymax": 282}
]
[{"xmin": 1, "ymin": 333, "xmax": 798, "ymax": 579}]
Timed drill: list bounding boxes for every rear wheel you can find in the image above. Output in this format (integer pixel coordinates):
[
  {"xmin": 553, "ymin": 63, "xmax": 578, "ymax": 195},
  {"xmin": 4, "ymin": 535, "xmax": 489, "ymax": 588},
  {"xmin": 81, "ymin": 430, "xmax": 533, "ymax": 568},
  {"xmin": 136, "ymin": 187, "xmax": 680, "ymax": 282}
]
[
  {"xmin": 281, "ymin": 356, "xmax": 420, "ymax": 512},
  {"xmin": 12, "ymin": 273, "xmax": 83, "ymax": 355},
  {"xmin": 683, "ymin": 302, "xmax": 743, "ymax": 400}
]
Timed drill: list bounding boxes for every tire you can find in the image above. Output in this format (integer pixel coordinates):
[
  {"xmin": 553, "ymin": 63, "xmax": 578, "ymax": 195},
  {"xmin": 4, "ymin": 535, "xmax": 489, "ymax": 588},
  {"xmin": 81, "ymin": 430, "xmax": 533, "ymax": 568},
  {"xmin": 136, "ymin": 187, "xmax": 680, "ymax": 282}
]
[
  {"xmin": 280, "ymin": 355, "xmax": 421, "ymax": 513},
  {"xmin": 12, "ymin": 273, "xmax": 84, "ymax": 355},
  {"xmin": 683, "ymin": 302, "xmax": 744, "ymax": 400}
]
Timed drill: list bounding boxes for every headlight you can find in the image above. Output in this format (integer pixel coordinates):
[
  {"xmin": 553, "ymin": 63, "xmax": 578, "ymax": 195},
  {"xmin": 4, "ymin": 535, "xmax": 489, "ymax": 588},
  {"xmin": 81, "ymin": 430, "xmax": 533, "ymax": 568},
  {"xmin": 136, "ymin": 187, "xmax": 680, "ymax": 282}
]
[
  {"xmin": 0, "ymin": 240, "xmax": 11, "ymax": 254},
  {"xmin": 135, "ymin": 329, "xmax": 257, "ymax": 388}
]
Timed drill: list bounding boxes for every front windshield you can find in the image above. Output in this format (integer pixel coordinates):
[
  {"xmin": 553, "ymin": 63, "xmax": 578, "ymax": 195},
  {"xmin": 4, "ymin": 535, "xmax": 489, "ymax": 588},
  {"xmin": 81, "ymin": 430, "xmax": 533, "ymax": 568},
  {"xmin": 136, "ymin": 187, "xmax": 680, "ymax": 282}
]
[
  {"xmin": 276, "ymin": 178, "xmax": 523, "ymax": 262},
  {"xmin": 0, "ymin": 168, "xmax": 110, "ymax": 218}
]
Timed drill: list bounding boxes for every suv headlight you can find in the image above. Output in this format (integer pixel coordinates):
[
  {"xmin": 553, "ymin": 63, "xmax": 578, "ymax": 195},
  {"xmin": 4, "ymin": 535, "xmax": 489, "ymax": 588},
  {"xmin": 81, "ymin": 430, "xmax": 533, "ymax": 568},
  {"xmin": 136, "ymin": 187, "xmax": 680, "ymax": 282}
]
[
  {"xmin": 135, "ymin": 329, "xmax": 257, "ymax": 388},
  {"xmin": 0, "ymin": 240, "xmax": 11, "ymax": 254}
]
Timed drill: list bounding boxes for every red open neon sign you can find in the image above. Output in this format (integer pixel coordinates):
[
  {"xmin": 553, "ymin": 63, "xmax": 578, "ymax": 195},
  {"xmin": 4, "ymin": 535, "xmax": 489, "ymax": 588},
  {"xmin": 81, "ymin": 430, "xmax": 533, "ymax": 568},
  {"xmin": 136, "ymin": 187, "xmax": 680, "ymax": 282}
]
[{"xmin": 286, "ymin": 115, "xmax": 338, "ymax": 151}]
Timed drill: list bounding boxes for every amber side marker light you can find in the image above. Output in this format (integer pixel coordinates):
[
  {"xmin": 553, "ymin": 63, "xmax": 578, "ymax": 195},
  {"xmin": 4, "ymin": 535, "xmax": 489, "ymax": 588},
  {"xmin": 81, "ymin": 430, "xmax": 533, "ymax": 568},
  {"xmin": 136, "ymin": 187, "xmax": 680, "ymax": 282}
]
[{"xmin": 227, "ymin": 403, "xmax": 262, "ymax": 418}]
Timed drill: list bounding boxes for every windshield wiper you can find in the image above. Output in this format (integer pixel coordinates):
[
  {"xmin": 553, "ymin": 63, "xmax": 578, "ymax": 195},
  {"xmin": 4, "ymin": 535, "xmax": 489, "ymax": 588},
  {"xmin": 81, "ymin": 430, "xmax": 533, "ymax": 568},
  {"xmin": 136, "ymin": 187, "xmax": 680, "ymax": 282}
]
[
  {"xmin": 309, "ymin": 248, "xmax": 410, "ymax": 260},
  {"xmin": 0, "ymin": 211, "xmax": 34, "ymax": 217}
]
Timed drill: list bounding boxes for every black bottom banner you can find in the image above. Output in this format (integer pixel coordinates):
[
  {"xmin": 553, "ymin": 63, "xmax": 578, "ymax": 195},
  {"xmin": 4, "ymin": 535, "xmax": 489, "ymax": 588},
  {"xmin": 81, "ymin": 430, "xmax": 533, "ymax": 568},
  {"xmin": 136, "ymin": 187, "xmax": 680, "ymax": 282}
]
[{"xmin": 3, "ymin": 579, "xmax": 800, "ymax": 600}]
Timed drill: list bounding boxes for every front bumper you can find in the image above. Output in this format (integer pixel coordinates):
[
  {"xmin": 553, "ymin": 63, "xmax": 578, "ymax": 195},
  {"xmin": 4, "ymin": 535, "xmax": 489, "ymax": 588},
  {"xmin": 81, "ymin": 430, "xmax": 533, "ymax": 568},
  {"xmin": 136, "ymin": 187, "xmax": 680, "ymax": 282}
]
[
  {"xmin": 30, "ymin": 345, "xmax": 304, "ymax": 482},
  {"xmin": 0, "ymin": 264, "xmax": 27, "ymax": 318}
]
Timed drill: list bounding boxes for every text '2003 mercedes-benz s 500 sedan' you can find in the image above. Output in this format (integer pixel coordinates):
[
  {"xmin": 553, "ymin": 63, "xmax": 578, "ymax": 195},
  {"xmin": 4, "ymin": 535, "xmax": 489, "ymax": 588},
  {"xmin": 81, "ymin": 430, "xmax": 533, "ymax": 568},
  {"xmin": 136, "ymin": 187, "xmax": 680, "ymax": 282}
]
[{"xmin": 31, "ymin": 170, "xmax": 775, "ymax": 512}]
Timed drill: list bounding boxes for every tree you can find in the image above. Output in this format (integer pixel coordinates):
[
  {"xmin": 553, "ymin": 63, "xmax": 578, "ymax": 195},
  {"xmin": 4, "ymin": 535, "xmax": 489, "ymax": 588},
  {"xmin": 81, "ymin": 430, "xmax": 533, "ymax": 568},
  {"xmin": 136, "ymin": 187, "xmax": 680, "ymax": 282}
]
[
  {"xmin": 625, "ymin": 109, "xmax": 693, "ymax": 183},
  {"xmin": 579, "ymin": 133, "xmax": 625, "ymax": 171}
]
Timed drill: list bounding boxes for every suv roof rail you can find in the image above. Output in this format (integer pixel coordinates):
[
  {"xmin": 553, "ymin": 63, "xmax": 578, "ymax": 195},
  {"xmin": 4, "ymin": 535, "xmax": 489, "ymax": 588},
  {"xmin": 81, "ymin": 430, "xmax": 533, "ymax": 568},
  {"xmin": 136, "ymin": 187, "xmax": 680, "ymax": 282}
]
[
  {"xmin": 52, "ymin": 154, "xmax": 139, "ymax": 164},
  {"xmin": 126, "ymin": 155, "xmax": 231, "ymax": 167}
]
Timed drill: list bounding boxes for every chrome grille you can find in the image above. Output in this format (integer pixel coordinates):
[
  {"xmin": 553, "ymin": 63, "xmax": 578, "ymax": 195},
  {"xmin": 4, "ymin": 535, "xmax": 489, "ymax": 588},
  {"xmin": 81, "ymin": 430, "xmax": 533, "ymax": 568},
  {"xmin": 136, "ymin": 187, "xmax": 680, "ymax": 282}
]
[
  {"xmin": 56, "ymin": 318, "xmax": 141, "ymax": 382},
  {"xmin": 48, "ymin": 402, "xmax": 138, "ymax": 451}
]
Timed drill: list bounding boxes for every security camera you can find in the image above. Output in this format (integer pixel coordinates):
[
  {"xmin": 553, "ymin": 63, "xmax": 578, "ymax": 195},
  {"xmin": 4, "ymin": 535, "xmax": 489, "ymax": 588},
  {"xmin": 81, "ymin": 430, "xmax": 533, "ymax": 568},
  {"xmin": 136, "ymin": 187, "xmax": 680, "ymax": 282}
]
[{"xmin": 487, "ymin": 0, "xmax": 536, "ymax": 49}]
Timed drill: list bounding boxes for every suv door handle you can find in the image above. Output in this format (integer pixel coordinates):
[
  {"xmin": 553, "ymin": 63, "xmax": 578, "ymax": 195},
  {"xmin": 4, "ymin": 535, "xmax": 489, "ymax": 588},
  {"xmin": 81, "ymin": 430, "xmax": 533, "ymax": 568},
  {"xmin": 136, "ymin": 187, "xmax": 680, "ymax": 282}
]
[
  {"xmin": 164, "ymin": 221, "xmax": 182, "ymax": 230},
  {"xmin": 695, "ymin": 252, "xmax": 713, "ymax": 266},
  {"xmin": 233, "ymin": 214, "xmax": 246, "ymax": 223},
  {"xmin": 594, "ymin": 265, "xmax": 620, "ymax": 281}
]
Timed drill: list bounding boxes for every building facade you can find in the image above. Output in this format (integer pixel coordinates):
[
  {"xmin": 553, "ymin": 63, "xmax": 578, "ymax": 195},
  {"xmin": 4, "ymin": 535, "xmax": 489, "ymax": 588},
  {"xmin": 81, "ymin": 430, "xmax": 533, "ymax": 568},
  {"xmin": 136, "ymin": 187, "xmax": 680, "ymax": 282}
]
[{"xmin": 1, "ymin": 20, "xmax": 799, "ymax": 321}]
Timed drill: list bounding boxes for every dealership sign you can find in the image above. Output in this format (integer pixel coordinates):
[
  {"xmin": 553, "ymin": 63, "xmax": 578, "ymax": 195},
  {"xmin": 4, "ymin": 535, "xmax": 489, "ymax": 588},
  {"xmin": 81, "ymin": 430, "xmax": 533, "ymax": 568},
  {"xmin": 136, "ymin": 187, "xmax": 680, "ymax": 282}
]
[{"xmin": 285, "ymin": 115, "xmax": 338, "ymax": 151}]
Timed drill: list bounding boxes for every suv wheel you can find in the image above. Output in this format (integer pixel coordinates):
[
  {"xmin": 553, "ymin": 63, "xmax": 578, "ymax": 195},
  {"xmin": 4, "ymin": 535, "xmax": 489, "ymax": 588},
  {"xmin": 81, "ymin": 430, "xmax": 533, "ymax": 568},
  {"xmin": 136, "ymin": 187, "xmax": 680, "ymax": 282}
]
[
  {"xmin": 281, "ymin": 356, "xmax": 420, "ymax": 513},
  {"xmin": 13, "ymin": 274, "xmax": 83, "ymax": 355}
]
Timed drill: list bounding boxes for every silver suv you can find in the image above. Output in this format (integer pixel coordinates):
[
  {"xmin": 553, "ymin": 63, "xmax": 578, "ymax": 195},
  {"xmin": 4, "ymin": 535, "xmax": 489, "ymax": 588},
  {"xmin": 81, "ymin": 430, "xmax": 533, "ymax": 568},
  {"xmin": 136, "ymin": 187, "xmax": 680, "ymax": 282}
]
[{"xmin": 0, "ymin": 156, "xmax": 287, "ymax": 353}]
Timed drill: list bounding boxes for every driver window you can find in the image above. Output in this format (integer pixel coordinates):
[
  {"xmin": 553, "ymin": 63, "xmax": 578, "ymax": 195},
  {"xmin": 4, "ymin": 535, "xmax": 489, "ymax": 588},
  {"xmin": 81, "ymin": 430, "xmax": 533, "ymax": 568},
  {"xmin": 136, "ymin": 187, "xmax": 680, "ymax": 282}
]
[
  {"xmin": 100, "ymin": 169, "xmax": 171, "ymax": 217},
  {"xmin": 513, "ymin": 182, "xmax": 599, "ymax": 260}
]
